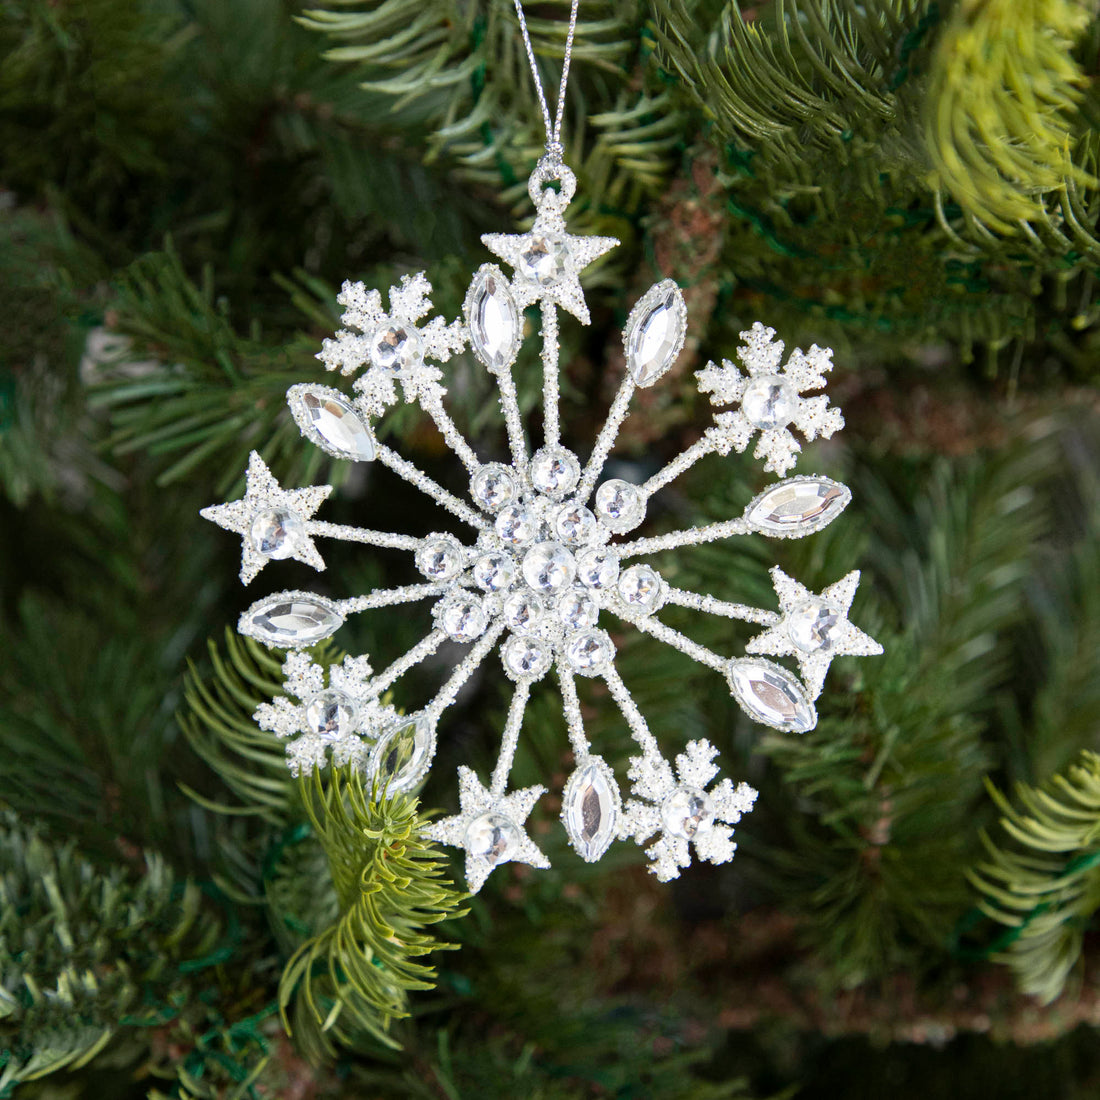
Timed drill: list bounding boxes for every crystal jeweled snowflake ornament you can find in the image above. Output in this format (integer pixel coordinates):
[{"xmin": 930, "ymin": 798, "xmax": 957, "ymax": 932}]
[{"xmin": 202, "ymin": 154, "xmax": 882, "ymax": 891}]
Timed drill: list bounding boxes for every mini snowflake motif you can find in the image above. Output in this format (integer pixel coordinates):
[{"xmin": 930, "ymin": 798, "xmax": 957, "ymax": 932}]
[{"xmin": 202, "ymin": 154, "xmax": 883, "ymax": 892}]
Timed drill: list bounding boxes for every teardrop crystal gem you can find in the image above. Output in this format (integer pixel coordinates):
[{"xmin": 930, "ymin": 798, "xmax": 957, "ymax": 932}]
[
  {"xmin": 465, "ymin": 265, "xmax": 520, "ymax": 371},
  {"xmin": 561, "ymin": 756, "xmax": 621, "ymax": 862},
  {"xmin": 369, "ymin": 714, "xmax": 435, "ymax": 792},
  {"xmin": 744, "ymin": 476, "xmax": 851, "ymax": 538},
  {"xmin": 287, "ymin": 384, "xmax": 376, "ymax": 461},
  {"xmin": 726, "ymin": 658, "xmax": 816, "ymax": 733},
  {"xmin": 624, "ymin": 279, "xmax": 687, "ymax": 387},
  {"xmin": 238, "ymin": 591, "xmax": 344, "ymax": 649}
]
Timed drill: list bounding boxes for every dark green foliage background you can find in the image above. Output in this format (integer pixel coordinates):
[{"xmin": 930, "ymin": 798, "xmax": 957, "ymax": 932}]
[{"xmin": 2, "ymin": 0, "xmax": 1099, "ymax": 1096}]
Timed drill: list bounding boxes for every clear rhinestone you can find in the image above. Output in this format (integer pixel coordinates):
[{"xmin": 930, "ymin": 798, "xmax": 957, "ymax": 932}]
[
  {"xmin": 742, "ymin": 374, "xmax": 796, "ymax": 429},
  {"xmin": 502, "ymin": 591, "xmax": 544, "ymax": 634},
  {"xmin": 561, "ymin": 758, "xmax": 620, "ymax": 862},
  {"xmin": 288, "ymin": 386, "xmax": 376, "ymax": 461},
  {"xmin": 624, "ymin": 280, "xmax": 686, "ymax": 387},
  {"xmin": 556, "ymin": 590, "xmax": 598, "ymax": 631},
  {"xmin": 565, "ymin": 629, "xmax": 614, "ymax": 675},
  {"xmin": 495, "ymin": 505, "xmax": 537, "ymax": 546},
  {"xmin": 240, "ymin": 593, "xmax": 344, "ymax": 648},
  {"xmin": 467, "ymin": 267, "xmax": 519, "ymax": 370},
  {"xmin": 370, "ymin": 321, "xmax": 421, "ymax": 373},
  {"xmin": 473, "ymin": 551, "xmax": 516, "ymax": 592},
  {"xmin": 250, "ymin": 508, "xmax": 304, "ymax": 559},
  {"xmin": 438, "ymin": 594, "xmax": 488, "ymax": 642},
  {"xmin": 465, "ymin": 812, "xmax": 520, "ymax": 867},
  {"xmin": 501, "ymin": 635, "xmax": 552, "ymax": 680},
  {"xmin": 304, "ymin": 690, "xmax": 358, "ymax": 742},
  {"xmin": 744, "ymin": 477, "xmax": 851, "ymax": 537},
  {"xmin": 554, "ymin": 503, "xmax": 597, "ymax": 546},
  {"xmin": 471, "ymin": 463, "xmax": 519, "ymax": 513},
  {"xmin": 594, "ymin": 479, "xmax": 646, "ymax": 533},
  {"xmin": 576, "ymin": 548, "xmax": 619, "ymax": 590},
  {"xmin": 530, "ymin": 446, "xmax": 580, "ymax": 498},
  {"xmin": 369, "ymin": 714, "xmax": 434, "ymax": 792},
  {"xmin": 788, "ymin": 600, "xmax": 842, "ymax": 653},
  {"xmin": 726, "ymin": 658, "xmax": 816, "ymax": 733},
  {"xmin": 660, "ymin": 786, "xmax": 715, "ymax": 840},
  {"xmin": 617, "ymin": 564, "xmax": 663, "ymax": 614},
  {"xmin": 518, "ymin": 233, "xmax": 567, "ymax": 286},
  {"xmin": 521, "ymin": 541, "xmax": 576, "ymax": 594},
  {"xmin": 415, "ymin": 536, "xmax": 465, "ymax": 581}
]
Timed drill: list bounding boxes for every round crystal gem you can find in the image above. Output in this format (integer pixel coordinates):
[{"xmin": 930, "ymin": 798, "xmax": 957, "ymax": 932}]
[
  {"xmin": 502, "ymin": 635, "xmax": 552, "ymax": 680},
  {"xmin": 502, "ymin": 591, "xmax": 543, "ymax": 634},
  {"xmin": 473, "ymin": 551, "xmax": 516, "ymax": 592},
  {"xmin": 371, "ymin": 715, "xmax": 434, "ymax": 792},
  {"xmin": 594, "ymin": 479, "xmax": 645, "ymax": 532},
  {"xmin": 495, "ymin": 505, "xmax": 537, "ymax": 546},
  {"xmin": 565, "ymin": 629, "xmax": 614, "ymax": 675},
  {"xmin": 556, "ymin": 590, "xmax": 599, "ymax": 631},
  {"xmin": 660, "ymin": 786, "xmax": 715, "ymax": 840},
  {"xmin": 530, "ymin": 446, "xmax": 580, "ymax": 498},
  {"xmin": 555, "ymin": 503, "xmax": 597, "ymax": 546},
  {"xmin": 250, "ymin": 508, "xmax": 304, "ymax": 559},
  {"xmin": 416, "ymin": 536, "xmax": 465, "ymax": 581},
  {"xmin": 576, "ymin": 548, "xmax": 619, "ymax": 590},
  {"xmin": 370, "ymin": 321, "xmax": 421, "ymax": 373},
  {"xmin": 617, "ymin": 564, "xmax": 663, "ymax": 614},
  {"xmin": 522, "ymin": 541, "xmax": 576, "ymax": 594},
  {"xmin": 742, "ymin": 374, "xmax": 796, "ymax": 430},
  {"xmin": 465, "ymin": 812, "xmax": 520, "ymax": 867},
  {"xmin": 471, "ymin": 463, "xmax": 519, "ymax": 513},
  {"xmin": 788, "ymin": 600, "xmax": 842, "ymax": 653},
  {"xmin": 304, "ymin": 690, "xmax": 358, "ymax": 742},
  {"xmin": 439, "ymin": 595, "xmax": 488, "ymax": 642},
  {"xmin": 517, "ymin": 233, "xmax": 568, "ymax": 286}
]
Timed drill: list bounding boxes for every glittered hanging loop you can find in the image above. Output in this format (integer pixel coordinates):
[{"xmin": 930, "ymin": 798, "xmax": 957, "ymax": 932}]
[{"xmin": 529, "ymin": 155, "xmax": 577, "ymax": 214}]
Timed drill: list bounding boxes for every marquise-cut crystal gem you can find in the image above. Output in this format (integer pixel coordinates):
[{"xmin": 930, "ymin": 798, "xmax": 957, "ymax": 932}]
[
  {"xmin": 370, "ymin": 715, "xmax": 434, "ymax": 792},
  {"xmin": 617, "ymin": 564, "xmax": 663, "ymax": 614},
  {"xmin": 473, "ymin": 551, "xmax": 516, "ymax": 592},
  {"xmin": 742, "ymin": 374, "xmax": 796, "ymax": 429},
  {"xmin": 471, "ymin": 463, "xmax": 519, "ymax": 512},
  {"xmin": 727, "ymin": 659, "xmax": 816, "ymax": 733},
  {"xmin": 530, "ymin": 446, "xmax": 580, "ymax": 498},
  {"xmin": 304, "ymin": 690, "xmax": 358, "ymax": 742},
  {"xmin": 495, "ymin": 505, "xmax": 537, "ymax": 546},
  {"xmin": 555, "ymin": 503, "xmax": 597, "ymax": 546},
  {"xmin": 521, "ymin": 541, "xmax": 576, "ymax": 594},
  {"xmin": 594, "ymin": 479, "xmax": 645, "ymax": 533},
  {"xmin": 439, "ymin": 595, "xmax": 488, "ymax": 642},
  {"xmin": 289, "ymin": 388, "xmax": 376, "ymax": 461},
  {"xmin": 576, "ymin": 548, "xmax": 619, "ymax": 590},
  {"xmin": 562, "ymin": 759, "xmax": 620, "ymax": 862},
  {"xmin": 502, "ymin": 635, "xmax": 552, "ymax": 680},
  {"xmin": 502, "ymin": 591, "xmax": 543, "ymax": 634},
  {"xmin": 370, "ymin": 321, "xmax": 421, "ymax": 373},
  {"xmin": 565, "ymin": 629, "xmax": 614, "ymax": 675},
  {"xmin": 518, "ymin": 233, "xmax": 568, "ymax": 286},
  {"xmin": 465, "ymin": 812, "xmax": 520, "ymax": 867},
  {"xmin": 556, "ymin": 590, "xmax": 598, "ymax": 631},
  {"xmin": 250, "ymin": 508, "xmax": 304, "ymax": 559},
  {"xmin": 240, "ymin": 594, "xmax": 344, "ymax": 648},
  {"xmin": 661, "ymin": 786, "xmax": 715, "ymax": 840},
  {"xmin": 468, "ymin": 269, "xmax": 519, "ymax": 370},
  {"xmin": 788, "ymin": 600, "xmax": 842, "ymax": 653},
  {"xmin": 626, "ymin": 281, "xmax": 685, "ymax": 387},
  {"xmin": 744, "ymin": 477, "xmax": 850, "ymax": 538},
  {"xmin": 416, "ymin": 536, "xmax": 465, "ymax": 581}
]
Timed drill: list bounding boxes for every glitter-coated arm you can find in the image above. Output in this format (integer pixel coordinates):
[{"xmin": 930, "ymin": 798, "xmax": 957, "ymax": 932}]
[
  {"xmin": 615, "ymin": 611, "xmax": 729, "ymax": 674},
  {"xmin": 490, "ymin": 361, "xmax": 530, "ymax": 482},
  {"xmin": 305, "ymin": 522, "xmax": 424, "ymax": 551},
  {"xmin": 641, "ymin": 434, "xmax": 718, "ymax": 498},
  {"xmin": 425, "ymin": 621, "xmax": 506, "ymax": 722},
  {"xmin": 615, "ymin": 517, "xmax": 751, "ymax": 558},
  {"xmin": 541, "ymin": 304, "xmax": 561, "ymax": 449},
  {"xmin": 557, "ymin": 665, "xmax": 591, "ymax": 759},
  {"xmin": 375, "ymin": 443, "xmax": 488, "ymax": 531},
  {"xmin": 420, "ymin": 391, "xmax": 482, "ymax": 474},
  {"xmin": 340, "ymin": 582, "xmax": 449, "ymax": 614},
  {"xmin": 577, "ymin": 375, "xmax": 636, "ymax": 502},
  {"xmin": 490, "ymin": 680, "xmax": 532, "ymax": 798},
  {"xmin": 600, "ymin": 663, "xmax": 661, "ymax": 758},
  {"xmin": 663, "ymin": 586, "xmax": 780, "ymax": 626},
  {"xmin": 367, "ymin": 628, "xmax": 447, "ymax": 696}
]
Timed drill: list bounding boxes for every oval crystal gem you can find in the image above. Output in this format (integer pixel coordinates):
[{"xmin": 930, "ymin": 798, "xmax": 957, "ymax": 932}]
[
  {"xmin": 466, "ymin": 266, "xmax": 520, "ymax": 371},
  {"xmin": 561, "ymin": 757, "xmax": 621, "ymax": 862},
  {"xmin": 250, "ymin": 508, "xmax": 304, "ymax": 559},
  {"xmin": 369, "ymin": 714, "xmax": 435, "ymax": 792},
  {"xmin": 287, "ymin": 385, "xmax": 376, "ymax": 462},
  {"xmin": 239, "ymin": 592, "xmax": 344, "ymax": 649},
  {"xmin": 465, "ymin": 812, "xmax": 520, "ymax": 867},
  {"xmin": 661, "ymin": 786, "xmax": 715, "ymax": 840},
  {"xmin": 742, "ymin": 374, "xmax": 796, "ymax": 430},
  {"xmin": 521, "ymin": 541, "xmax": 576, "ymax": 594},
  {"xmin": 744, "ymin": 476, "xmax": 851, "ymax": 538},
  {"xmin": 726, "ymin": 658, "xmax": 816, "ymax": 733},
  {"xmin": 304, "ymin": 690, "xmax": 358, "ymax": 742},
  {"xmin": 624, "ymin": 279, "xmax": 686, "ymax": 387},
  {"xmin": 788, "ymin": 600, "xmax": 843, "ymax": 653}
]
